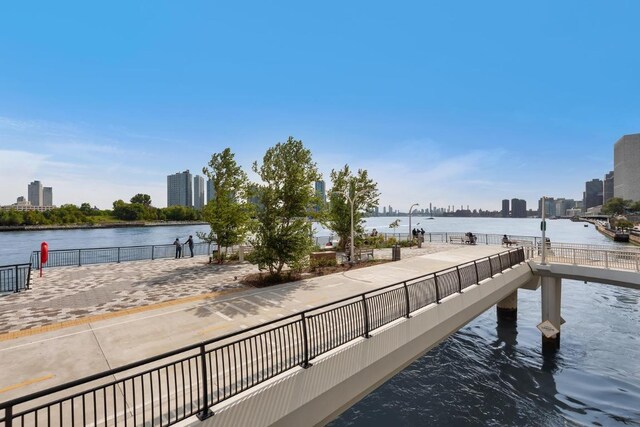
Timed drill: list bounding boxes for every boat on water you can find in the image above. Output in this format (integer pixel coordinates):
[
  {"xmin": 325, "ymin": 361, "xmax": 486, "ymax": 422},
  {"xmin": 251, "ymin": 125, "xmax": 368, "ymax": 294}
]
[
  {"xmin": 595, "ymin": 223, "xmax": 630, "ymax": 242},
  {"xmin": 426, "ymin": 217, "xmax": 434, "ymax": 220}
]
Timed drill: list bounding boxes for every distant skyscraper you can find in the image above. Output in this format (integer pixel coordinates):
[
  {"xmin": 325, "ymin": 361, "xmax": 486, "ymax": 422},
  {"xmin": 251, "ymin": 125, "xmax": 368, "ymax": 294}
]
[
  {"xmin": 193, "ymin": 175, "xmax": 205, "ymax": 209},
  {"xmin": 511, "ymin": 198, "xmax": 527, "ymax": 218},
  {"xmin": 538, "ymin": 197, "xmax": 557, "ymax": 217},
  {"xmin": 603, "ymin": 171, "xmax": 614, "ymax": 204},
  {"xmin": 614, "ymin": 133, "xmax": 640, "ymax": 202},
  {"xmin": 206, "ymin": 179, "xmax": 215, "ymax": 203},
  {"xmin": 43, "ymin": 187, "xmax": 53, "ymax": 206},
  {"xmin": 314, "ymin": 180, "xmax": 326, "ymax": 212},
  {"xmin": 501, "ymin": 199, "xmax": 509, "ymax": 217},
  {"xmin": 28, "ymin": 180, "xmax": 43, "ymax": 206},
  {"xmin": 167, "ymin": 170, "xmax": 193, "ymax": 207},
  {"xmin": 584, "ymin": 178, "xmax": 603, "ymax": 209}
]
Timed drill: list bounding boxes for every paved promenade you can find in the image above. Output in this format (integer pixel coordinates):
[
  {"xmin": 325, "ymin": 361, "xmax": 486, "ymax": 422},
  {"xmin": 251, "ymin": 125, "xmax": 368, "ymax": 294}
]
[{"xmin": 0, "ymin": 243, "xmax": 505, "ymax": 402}]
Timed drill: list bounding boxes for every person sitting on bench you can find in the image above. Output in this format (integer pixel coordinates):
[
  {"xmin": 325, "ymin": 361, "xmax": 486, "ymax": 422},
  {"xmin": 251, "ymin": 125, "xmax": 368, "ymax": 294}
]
[{"xmin": 502, "ymin": 234, "xmax": 513, "ymax": 246}]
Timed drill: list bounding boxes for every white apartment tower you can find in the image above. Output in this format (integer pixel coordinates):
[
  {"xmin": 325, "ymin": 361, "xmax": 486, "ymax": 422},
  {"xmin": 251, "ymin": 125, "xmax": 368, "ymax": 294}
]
[
  {"xmin": 167, "ymin": 170, "xmax": 193, "ymax": 207},
  {"xmin": 614, "ymin": 133, "xmax": 640, "ymax": 202}
]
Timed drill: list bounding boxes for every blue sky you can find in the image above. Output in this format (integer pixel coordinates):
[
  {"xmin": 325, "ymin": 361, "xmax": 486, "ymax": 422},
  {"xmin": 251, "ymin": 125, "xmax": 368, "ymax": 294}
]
[{"xmin": 0, "ymin": 1, "xmax": 637, "ymax": 210}]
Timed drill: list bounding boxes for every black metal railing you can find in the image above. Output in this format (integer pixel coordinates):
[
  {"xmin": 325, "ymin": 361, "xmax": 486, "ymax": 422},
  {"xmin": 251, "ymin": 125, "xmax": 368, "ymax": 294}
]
[
  {"xmin": 30, "ymin": 243, "xmax": 212, "ymax": 269},
  {"xmin": 0, "ymin": 264, "xmax": 31, "ymax": 293},
  {"xmin": 314, "ymin": 232, "xmax": 539, "ymax": 248},
  {"xmin": 1, "ymin": 248, "xmax": 526, "ymax": 427}
]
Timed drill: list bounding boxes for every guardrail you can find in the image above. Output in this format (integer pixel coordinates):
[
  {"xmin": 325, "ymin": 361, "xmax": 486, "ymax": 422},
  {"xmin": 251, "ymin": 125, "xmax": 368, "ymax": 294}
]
[
  {"xmin": 30, "ymin": 243, "xmax": 212, "ymax": 269},
  {"xmin": 0, "ymin": 264, "xmax": 31, "ymax": 293},
  {"xmin": 543, "ymin": 247, "xmax": 640, "ymax": 271},
  {"xmin": 314, "ymin": 232, "xmax": 540, "ymax": 248},
  {"xmin": 0, "ymin": 247, "xmax": 526, "ymax": 427}
]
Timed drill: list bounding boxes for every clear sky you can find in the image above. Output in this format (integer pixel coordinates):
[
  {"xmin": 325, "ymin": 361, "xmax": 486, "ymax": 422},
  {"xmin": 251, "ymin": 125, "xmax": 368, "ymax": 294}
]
[{"xmin": 1, "ymin": 1, "xmax": 638, "ymax": 210}]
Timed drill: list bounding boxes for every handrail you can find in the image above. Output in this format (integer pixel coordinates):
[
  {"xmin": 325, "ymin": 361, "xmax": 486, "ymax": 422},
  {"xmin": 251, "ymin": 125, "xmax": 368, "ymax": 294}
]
[
  {"xmin": 0, "ymin": 248, "xmax": 526, "ymax": 426},
  {"xmin": 30, "ymin": 242, "xmax": 213, "ymax": 269},
  {"xmin": 0, "ymin": 263, "xmax": 31, "ymax": 293}
]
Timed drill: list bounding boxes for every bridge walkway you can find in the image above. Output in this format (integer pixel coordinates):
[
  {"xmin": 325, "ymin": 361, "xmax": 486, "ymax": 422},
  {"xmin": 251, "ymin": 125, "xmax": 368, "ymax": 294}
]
[{"xmin": 0, "ymin": 245, "xmax": 497, "ymax": 404}]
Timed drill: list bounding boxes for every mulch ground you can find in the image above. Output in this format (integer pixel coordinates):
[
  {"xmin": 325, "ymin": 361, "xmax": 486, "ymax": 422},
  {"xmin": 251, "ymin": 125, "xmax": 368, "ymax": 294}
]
[{"xmin": 241, "ymin": 259, "xmax": 391, "ymax": 288}]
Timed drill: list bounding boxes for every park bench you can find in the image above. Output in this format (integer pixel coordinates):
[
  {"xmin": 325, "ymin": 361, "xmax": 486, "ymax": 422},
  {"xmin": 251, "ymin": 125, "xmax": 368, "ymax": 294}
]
[
  {"xmin": 449, "ymin": 236, "xmax": 465, "ymax": 244},
  {"xmin": 355, "ymin": 248, "xmax": 374, "ymax": 261}
]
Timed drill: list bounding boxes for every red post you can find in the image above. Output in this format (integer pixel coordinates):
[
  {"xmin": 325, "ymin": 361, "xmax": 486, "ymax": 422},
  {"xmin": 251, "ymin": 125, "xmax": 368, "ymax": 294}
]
[{"xmin": 40, "ymin": 242, "xmax": 48, "ymax": 277}]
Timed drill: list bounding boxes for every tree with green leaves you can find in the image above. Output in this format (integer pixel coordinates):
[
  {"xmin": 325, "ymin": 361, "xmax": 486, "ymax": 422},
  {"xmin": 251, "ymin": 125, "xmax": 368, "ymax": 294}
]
[
  {"xmin": 199, "ymin": 148, "xmax": 253, "ymax": 263},
  {"xmin": 130, "ymin": 194, "xmax": 152, "ymax": 206},
  {"xmin": 602, "ymin": 197, "xmax": 631, "ymax": 216},
  {"xmin": 323, "ymin": 165, "xmax": 380, "ymax": 250},
  {"xmin": 248, "ymin": 137, "xmax": 321, "ymax": 276}
]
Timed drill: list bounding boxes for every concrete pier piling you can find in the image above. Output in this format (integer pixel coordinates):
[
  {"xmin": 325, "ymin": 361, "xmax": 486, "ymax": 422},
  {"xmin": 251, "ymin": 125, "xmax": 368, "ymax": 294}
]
[
  {"xmin": 541, "ymin": 276, "xmax": 562, "ymax": 350},
  {"xmin": 496, "ymin": 290, "xmax": 518, "ymax": 321}
]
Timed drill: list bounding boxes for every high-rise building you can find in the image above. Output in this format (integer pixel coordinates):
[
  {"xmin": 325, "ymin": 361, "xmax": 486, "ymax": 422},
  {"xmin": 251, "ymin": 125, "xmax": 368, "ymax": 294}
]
[
  {"xmin": 603, "ymin": 171, "xmax": 614, "ymax": 204},
  {"xmin": 167, "ymin": 170, "xmax": 193, "ymax": 207},
  {"xmin": 314, "ymin": 180, "xmax": 326, "ymax": 212},
  {"xmin": 614, "ymin": 133, "xmax": 640, "ymax": 202},
  {"xmin": 511, "ymin": 198, "xmax": 527, "ymax": 218},
  {"xmin": 43, "ymin": 187, "xmax": 53, "ymax": 206},
  {"xmin": 206, "ymin": 179, "xmax": 215, "ymax": 203},
  {"xmin": 539, "ymin": 197, "xmax": 556, "ymax": 217},
  {"xmin": 28, "ymin": 180, "xmax": 43, "ymax": 206},
  {"xmin": 584, "ymin": 178, "xmax": 603, "ymax": 210},
  {"xmin": 193, "ymin": 175, "xmax": 205, "ymax": 209},
  {"xmin": 314, "ymin": 181, "xmax": 326, "ymax": 203},
  {"xmin": 501, "ymin": 199, "xmax": 509, "ymax": 217}
]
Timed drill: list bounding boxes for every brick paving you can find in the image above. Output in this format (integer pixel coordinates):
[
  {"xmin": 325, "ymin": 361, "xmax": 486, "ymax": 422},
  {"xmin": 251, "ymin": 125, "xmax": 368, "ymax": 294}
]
[{"xmin": 0, "ymin": 244, "xmax": 456, "ymax": 336}]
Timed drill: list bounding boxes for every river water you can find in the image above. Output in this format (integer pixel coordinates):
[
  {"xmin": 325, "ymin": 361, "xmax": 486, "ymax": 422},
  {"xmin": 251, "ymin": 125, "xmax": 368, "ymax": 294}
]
[{"xmin": 1, "ymin": 218, "xmax": 639, "ymax": 425}]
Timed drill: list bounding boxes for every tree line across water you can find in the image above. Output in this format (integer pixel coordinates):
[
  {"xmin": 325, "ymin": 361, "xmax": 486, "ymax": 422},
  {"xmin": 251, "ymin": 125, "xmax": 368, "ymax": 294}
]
[
  {"xmin": 0, "ymin": 198, "xmax": 202, "ymax": 226},
  {"xmin": 1, "ymin": 137, "xmax": 381, "ymax": 280}
]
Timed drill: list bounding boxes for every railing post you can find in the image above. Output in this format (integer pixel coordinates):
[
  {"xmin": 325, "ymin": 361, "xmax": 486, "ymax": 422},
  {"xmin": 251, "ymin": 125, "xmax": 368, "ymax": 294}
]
[
  {"xmin": 197, "ymin": 344, "xmax": 213, "ymax": 420},
  {"xmin": 151, "ymin": 245, "xmax": 155, "ymax": 260},
  {"xmin": 117, "ymin": 247, "xmax": 121, "ymax": 263},
  {"xmin": 572, "ymin": 248, "xmax": 576, "ymax": 265},
  {"xmin": 300, "ymin": 313, "xmax": 312, "ymax": 368},
  {"xmin": 429, "ymin": 233, "xmax": 432, "ymax": 242},
  {"xmin": 473, "ymin": 261, "xmax": 479, "ymax": 284},
  {"xmin": 5, "ymin": 403, "xmax": 12, "ymax": 427},
  {"xmin": 14, "ymin": 265, "xmax": 18, "ymax": 293},
  {"xmin": 485, "ymin": 234, "xmax": 488, "ymax": 245},
  {"xmin": 456, "ymin": 266, "xmax": 463, "ymax": 293},
  {"xmin": 605, "ymin": 252, "xmax": 609, "ymax": 269},
  {"xmin": 434, "ymin": 274, "xmax": 440, "ymax": 303},
  {"xmin": 26, "ymin": 264, "xmax": 32, "ymax": 290},
  {"xmin": 78, "ymin": 249, "xmax": 81, "ymax": 266},
  {"xmin": 361, "ymin": 295, "xmax": 370, "ymax": 338},
  {"xmin": 403, "ymin": 281, "xmax": 411, "ymax": 318},
  {"xmin": 488, "ymin": 256, "xmax": 493, "ymax": 277},
  {"xmin": 498, "ymin": 253, "xmax": 503, "ymax": 271}
]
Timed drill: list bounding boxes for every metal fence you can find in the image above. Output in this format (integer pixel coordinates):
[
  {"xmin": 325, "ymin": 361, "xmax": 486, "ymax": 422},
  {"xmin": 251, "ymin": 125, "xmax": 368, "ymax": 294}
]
[
  {"xmin": 314, "ymin": 232, "xmax": 540, "ymax": 248},
  {"xmin": 30, "ymin": 243, "xmax": 212, "ymax": 269},
  {"xmin": 543, "ymin": 247, "xmax": 640, "ymax": 271},
  {"xmin": 0, "ymin": 248, "xmax": 525, "ymax": 427},
  {"xmin": 0, "ymin": 264, "xmax": 31, "ymax": 293}
]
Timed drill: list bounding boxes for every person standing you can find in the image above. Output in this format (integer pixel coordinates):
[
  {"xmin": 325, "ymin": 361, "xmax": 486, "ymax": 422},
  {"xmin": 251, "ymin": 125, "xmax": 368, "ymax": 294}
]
[
  {"xmin": 186, "ymin": 235, "xmax": 194, "ymax": 257},
  {"xmin": 174, "ymin": 238, "xmax": 182, "ymax": 258}
]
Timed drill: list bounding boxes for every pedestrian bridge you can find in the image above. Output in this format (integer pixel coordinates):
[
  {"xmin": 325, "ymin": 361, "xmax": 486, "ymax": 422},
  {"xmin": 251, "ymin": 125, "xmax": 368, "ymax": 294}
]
[{"xmin": 1, "ymin": 244, "xmax": 639, "ymax": 427}]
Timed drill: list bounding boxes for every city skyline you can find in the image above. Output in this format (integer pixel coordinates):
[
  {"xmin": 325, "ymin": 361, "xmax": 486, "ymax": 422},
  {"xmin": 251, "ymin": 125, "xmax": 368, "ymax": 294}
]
[{"xmin": 1, "ymin": 2, "xmax": 638, "ymax": 209}]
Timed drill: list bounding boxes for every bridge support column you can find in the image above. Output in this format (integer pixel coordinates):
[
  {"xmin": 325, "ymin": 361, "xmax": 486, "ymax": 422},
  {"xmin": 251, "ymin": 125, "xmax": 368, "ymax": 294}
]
[
  {"xmin": 541, "ymin": 276, "xmax": 562, "ymax": 351},
  {"xmin": 496, "ymin": 290, "xmax": 517, "ymax": 321}
]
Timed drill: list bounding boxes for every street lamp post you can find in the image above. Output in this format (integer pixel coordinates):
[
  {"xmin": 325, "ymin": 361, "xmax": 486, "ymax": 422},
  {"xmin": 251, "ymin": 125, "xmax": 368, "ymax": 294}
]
[
  {"xmin": 333, "ymin": 188, "xmax": 364, "ymax": 263},
  {"xmin": 408, "ymin": 203, "xmax": 419, "ymax": 244}
]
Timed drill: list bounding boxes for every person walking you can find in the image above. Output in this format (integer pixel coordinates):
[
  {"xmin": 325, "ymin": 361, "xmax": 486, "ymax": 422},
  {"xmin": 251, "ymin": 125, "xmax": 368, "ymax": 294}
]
[
  {"xmin": 186, "ymin": 235, "xmax": 194, "ymax": 257},
  {"xmin": 174, "ymin": 238, "xmax": 182, "ymax": 258}
]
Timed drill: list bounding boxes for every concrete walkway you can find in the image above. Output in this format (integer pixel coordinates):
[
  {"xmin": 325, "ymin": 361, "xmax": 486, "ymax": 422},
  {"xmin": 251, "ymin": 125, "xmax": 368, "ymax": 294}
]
[{"xmin": 0, "ymin": 244, "xmax": 504, "ymax": 402}]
